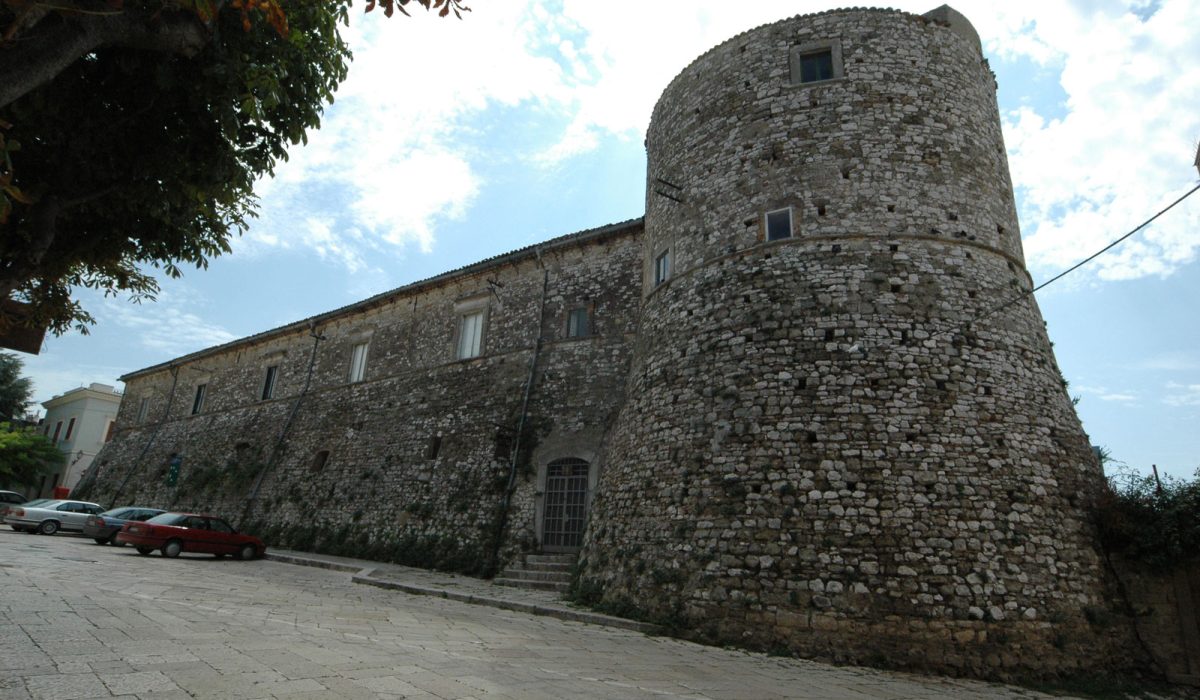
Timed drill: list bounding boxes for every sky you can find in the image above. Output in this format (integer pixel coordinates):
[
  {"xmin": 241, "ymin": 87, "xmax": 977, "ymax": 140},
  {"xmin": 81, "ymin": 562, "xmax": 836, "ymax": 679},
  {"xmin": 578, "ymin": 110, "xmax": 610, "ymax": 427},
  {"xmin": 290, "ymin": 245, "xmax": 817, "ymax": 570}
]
[{"xmin": 17, "ymin": 0, "xmax": 1200, "ymax": 481}]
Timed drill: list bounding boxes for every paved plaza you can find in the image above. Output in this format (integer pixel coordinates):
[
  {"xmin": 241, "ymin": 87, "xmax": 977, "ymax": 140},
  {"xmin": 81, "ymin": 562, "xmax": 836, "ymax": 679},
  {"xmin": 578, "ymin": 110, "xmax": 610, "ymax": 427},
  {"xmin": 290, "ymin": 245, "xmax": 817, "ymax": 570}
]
[{"xmin": 1, "ymin": 530, "xmax": 1067, "ymax": 699}]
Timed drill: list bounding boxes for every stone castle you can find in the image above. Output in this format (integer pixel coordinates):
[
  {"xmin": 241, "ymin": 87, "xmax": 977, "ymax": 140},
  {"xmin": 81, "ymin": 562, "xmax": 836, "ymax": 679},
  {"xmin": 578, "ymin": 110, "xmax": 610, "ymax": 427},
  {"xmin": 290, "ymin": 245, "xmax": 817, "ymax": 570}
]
[{"xmin": 84, "ymin": 6, "xmax": 1142, "ymax": 679}]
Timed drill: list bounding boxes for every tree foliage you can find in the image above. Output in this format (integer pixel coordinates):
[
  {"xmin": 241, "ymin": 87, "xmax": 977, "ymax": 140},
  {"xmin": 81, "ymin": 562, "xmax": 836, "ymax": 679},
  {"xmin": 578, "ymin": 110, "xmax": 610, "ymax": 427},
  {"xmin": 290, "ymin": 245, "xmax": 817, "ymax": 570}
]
[
  {"xmin": 0, "ymin": 0, "xmax": 466, "ymax": 336},
  {"xmin": 0, "ymin": 351, "xmax": 32, "ymax": 420},
  {"xmin": 0, "ymin": 421, "xmax": 63, "ymax": 486},
  {"xmin": 1096, "ymin": 465, "xmax": 1200, "ymax": 572}
]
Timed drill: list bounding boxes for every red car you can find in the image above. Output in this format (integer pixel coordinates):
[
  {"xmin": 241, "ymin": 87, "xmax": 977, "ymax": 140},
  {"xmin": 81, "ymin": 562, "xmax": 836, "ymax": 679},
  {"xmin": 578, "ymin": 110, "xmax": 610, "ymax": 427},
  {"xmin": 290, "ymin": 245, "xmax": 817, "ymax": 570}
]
[{"xmin": 116, "ymin": 512, "xmax": 265, "ymax": 560}]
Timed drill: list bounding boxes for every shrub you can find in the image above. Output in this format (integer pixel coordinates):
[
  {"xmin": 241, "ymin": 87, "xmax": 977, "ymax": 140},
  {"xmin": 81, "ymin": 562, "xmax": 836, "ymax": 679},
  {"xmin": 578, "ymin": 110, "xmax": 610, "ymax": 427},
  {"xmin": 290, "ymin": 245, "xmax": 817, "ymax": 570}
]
[{"xmin": 1095, "ymin": 466, "xmax": 1200, "ymax": 572}]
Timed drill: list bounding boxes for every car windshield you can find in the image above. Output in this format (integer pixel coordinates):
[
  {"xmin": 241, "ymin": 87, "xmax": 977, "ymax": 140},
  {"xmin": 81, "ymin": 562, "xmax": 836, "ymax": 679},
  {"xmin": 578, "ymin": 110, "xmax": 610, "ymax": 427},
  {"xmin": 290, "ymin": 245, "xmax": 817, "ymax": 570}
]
[
  {"xmin": 21, "ymin": 498, "xmax": 51, "ymax": 507},
  {"xmin": 100, "ymin": 508, "xmax": 132, "ymax": 518},
  {"xmin": 32, "ymin": 500, "xmax": 64, "ymax": 509},
  {"xmin": 145, "ymin": 513, "xmax": 189, "ymax": 526}
]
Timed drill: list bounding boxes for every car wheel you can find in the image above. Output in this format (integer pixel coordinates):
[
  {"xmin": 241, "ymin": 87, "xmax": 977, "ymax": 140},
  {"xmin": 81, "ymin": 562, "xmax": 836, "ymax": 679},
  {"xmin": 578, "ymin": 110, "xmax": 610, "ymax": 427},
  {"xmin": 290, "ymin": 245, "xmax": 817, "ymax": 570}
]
[
  {"xmin": 93, "ymin": 537, "xmax": 108, "ymax": 545},
  {"xmin": 110, "ymin": 536, "xmax": 126, "ymax": 547},
  {"xmin": 236, "ymin": 543, "xmax": 258, "ymax": 561},
  {"xmin": 136, "ymin": 547, "xmax": 153, "ymax": 556},
  {"xmin": 161, "ymin": 540, "xmax": 183, "ymax": 558},
  {"xmin": 38, "ymin": 520, "xmax": 60, "ymax": 535}
]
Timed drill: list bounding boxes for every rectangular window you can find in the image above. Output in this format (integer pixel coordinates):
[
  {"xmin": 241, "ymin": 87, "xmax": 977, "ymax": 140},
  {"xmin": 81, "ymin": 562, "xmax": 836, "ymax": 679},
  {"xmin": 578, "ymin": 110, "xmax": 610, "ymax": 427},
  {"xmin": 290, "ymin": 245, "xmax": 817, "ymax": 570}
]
[
  {"xmin": 457, "ymin": 310, "xmax": 484, "ymax": 359},
  {"xmin": 799, "ymin": 50, "xmax": 833, "ymax": 82},
  {"xmin": 566, "ymin": 307, "xmax": 591, "ymax": 338},
  {"xmin": 104, "ymin": 421, "xmax": 115, "ymax": 442},
  {"xmin": 654, "ymin": 249, "xmax": 671, "ymax": 286},
  {"xmin": 63, "ymin": 417, "xmax": 76, "ymax": 441},
  {"xmin": 765, "ymin": 207, "xmax": 793, "ymax": 241},
  {"xmin": 191, "ymin": 384, "xmax": 207, "ymax": 415},
  {"xmin": 261, "ymin": 365, "xmax": 279, "ymax": 400},
  {"xmin": 136, "ymin": 397, "xmax": 150, "ymax": 423},
  {"xmin": 51, "ymin": 421, "xmax": 62, "ymax": 443},
  {"xmin": 349, "ymin": 342, "xmax": 369, "ymax": 383},
  {"xmin": 790, "ymin": 40, "xmax": 843, "ymax": 85}
]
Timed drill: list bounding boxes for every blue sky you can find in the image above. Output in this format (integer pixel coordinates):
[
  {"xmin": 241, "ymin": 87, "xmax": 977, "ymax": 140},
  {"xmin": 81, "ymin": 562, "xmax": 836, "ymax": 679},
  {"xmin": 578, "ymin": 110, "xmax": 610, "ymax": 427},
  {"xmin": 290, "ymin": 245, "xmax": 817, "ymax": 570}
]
[{"xmin": 20, "ymin": 1, "xmax": 1200, "ymax": 480}]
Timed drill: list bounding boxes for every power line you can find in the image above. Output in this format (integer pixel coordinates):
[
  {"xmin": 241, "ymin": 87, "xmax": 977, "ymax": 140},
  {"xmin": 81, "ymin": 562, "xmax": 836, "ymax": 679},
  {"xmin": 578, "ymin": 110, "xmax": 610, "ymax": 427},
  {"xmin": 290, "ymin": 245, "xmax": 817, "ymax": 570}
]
[{"xmin": 943, "ymin": 181, "xmax": 1200, "ymax": 339}]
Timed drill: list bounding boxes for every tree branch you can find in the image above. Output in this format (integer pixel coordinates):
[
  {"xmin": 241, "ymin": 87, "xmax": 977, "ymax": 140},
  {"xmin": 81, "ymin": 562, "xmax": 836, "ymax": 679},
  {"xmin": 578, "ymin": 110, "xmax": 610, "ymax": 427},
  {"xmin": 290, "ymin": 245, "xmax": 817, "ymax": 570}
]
[{"xmin": 0, "ymin": 8, "xmax": 213, "ymax": 109}]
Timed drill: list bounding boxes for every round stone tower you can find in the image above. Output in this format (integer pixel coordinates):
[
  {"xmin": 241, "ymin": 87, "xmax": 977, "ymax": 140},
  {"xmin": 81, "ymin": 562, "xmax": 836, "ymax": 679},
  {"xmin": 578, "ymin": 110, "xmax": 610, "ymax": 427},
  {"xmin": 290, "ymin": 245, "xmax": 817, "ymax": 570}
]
[{"xmin": 578, "ymin": 7, "xmax": 1132, "ymax": 678}]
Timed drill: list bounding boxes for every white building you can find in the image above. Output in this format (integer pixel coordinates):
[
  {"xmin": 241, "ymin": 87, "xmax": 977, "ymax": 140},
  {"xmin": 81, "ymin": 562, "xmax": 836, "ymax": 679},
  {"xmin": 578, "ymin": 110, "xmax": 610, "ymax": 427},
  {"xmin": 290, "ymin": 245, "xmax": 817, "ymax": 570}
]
[{"xmin": 39, "ymin": 383, "xmax": 122, "ymax": 497}]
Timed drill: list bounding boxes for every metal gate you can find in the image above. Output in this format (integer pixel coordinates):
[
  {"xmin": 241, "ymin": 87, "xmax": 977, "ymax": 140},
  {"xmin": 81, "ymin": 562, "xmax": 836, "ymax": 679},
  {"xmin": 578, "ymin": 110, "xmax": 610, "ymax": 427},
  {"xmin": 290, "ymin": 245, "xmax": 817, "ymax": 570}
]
[{"xmin": 542, "ymin": 458, "xmax": 589, "ymax": 551}]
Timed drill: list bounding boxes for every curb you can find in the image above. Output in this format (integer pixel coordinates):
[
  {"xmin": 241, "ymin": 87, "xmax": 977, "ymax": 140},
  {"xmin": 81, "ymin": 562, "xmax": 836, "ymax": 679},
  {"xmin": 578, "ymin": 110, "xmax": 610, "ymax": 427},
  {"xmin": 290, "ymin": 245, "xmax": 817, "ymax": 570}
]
[
  {"xmin": 353, "ymin": 574, "xmax": 660, "ymax": 635},
  {"xmin": 262, "ymin": 551, "xmax": 659, "ymax": 635},
  {"xmin": 264, "ymin": 551, "xmax": 367, "ymax": 574}
]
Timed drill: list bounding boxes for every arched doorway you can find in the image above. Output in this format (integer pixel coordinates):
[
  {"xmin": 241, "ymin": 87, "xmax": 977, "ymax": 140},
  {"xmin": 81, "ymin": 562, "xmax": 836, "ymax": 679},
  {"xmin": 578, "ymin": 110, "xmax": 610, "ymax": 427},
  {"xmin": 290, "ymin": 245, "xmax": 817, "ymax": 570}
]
[{"xmin": 542, "ymin": 457, "xmax": 590, "ymax": 552}]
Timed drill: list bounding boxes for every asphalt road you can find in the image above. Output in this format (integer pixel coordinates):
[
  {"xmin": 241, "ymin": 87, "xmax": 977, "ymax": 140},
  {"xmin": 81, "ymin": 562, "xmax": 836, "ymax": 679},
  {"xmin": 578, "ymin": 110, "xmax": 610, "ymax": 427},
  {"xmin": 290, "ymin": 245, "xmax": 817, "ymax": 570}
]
[{"xmin": 0, "ymin": 529, "xmax": 1062, "ymax": 699}]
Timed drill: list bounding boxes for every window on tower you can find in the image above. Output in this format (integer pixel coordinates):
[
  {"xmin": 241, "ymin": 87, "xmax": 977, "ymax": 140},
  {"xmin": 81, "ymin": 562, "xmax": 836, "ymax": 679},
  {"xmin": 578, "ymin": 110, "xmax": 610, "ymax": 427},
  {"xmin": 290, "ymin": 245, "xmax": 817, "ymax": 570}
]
[
  {"xmin": 790, "ymin": 40, "xmax": 843, "ymax": 85},
  {"xmin": 765, "ymin": 208, "xmax": 794, "ymax": 241}
]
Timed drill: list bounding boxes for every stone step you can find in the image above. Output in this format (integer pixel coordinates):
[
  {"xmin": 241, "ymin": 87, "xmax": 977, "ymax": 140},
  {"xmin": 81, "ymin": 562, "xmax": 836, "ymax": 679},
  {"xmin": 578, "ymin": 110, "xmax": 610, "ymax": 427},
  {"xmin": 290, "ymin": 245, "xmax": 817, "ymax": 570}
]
[
  {"xmin": 498, "ymin": 569, "xmax": 571, "ymax": 583},
  {"xmin": 522, "ymin": 561, "xmax": 574, "ymax": 573},
  {"xmin": 525, "ymin": 553, "xmax": 577, "ymax": 565},
  {"xmin": 493, "ymin": 577, "xmax": 570, "ymax": 593}
]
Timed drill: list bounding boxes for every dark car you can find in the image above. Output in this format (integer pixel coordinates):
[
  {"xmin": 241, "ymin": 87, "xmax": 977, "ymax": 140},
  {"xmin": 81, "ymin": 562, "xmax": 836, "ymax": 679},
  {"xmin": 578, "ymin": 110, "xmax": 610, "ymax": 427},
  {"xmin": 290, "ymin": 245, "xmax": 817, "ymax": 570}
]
[
  {"xmin": 116, "ymin": 512, "xmax": 265, "ymax": 560},
  {"xmin": 82, "ymin": 507, "xmax": 166, "ymax": 545}
]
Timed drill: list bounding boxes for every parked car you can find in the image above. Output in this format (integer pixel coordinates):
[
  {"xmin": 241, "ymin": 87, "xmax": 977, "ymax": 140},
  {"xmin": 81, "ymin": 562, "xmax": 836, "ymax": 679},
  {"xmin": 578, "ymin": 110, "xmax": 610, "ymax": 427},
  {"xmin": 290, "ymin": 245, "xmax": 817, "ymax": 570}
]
[
  {"xmin": 0, "ymin": 491, "xmax": 33, "ymax": 519},
  {"xmin": 1, "ymin": 497, "xmax": 51, "ymax": 520},
  {"xmin": 116, "ymin": 513, "xmax": 265, "ymax": 560},
  {"xmin": 82, "ymin": 507, "xmax": 166, "ymax": 545},
  {"xmin": 4, "ymin": 499, "xmax": 104, "ymax": 535}
]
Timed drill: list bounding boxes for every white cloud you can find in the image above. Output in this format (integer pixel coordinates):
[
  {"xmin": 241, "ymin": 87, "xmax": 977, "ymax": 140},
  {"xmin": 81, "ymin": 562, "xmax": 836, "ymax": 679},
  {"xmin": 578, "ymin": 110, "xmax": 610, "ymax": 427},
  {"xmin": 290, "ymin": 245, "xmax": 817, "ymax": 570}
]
[
  {"xmin": 1163, "ymin": 381, "xmax": 1200, "ymax": 406},
  {"xmin": 990, "ymin": 0, "xmax": 1200, "ymax": 282},
  {"xmin": 1075, "ymin": 384, "xmax": 1139, "ymax": 402},
  {"xmin": 242, "ymin": 4, "xmax": 559, "ymax": 264},
  {"xmin": 99, "ymin": 290, "xmax": 238, "ymax": 357},
  {"xmin": 1138, "ymin": 352, "xmax": 1200, "ymax": 371}
]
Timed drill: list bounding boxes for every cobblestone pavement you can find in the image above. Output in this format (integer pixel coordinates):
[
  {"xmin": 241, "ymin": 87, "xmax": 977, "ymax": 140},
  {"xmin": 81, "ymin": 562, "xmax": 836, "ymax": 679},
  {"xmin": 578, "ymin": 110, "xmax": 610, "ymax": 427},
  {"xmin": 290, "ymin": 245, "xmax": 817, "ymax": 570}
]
[{"xmin": 0, "ymin": 531, "xmax": 1067, "ymax": 699}]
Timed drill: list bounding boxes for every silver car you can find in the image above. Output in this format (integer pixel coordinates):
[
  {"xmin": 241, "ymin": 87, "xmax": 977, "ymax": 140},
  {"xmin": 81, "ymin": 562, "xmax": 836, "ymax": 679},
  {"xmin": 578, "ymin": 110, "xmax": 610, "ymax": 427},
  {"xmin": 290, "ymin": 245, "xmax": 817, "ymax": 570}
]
[{"xmin": 4, "ymin": 499, "xmax": 104, "ymax": 535}]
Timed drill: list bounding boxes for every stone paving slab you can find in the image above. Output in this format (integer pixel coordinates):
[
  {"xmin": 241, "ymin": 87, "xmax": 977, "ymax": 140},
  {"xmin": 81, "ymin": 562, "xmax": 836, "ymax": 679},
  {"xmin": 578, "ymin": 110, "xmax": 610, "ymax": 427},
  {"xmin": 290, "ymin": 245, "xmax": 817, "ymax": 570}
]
[
  {"xmin": 2, "ymin": 531, "xmax": 1075, "ymax": 699},
  {"xmin": 267, "ymin": 548, "xmax": 660, "ymax": 634}
]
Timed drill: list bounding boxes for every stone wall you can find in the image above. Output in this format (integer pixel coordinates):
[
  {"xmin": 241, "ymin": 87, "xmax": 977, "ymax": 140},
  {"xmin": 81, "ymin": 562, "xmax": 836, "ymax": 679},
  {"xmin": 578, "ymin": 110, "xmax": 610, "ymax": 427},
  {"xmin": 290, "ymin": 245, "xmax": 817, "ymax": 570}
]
[
  {"xmin": 1111, "ymin": 557, "xmax": 1200, "ymax": 685},
  {"xmin": 575, "ymin": 7, "xmax": 1141, "ymax": 680},
  {"xmin": 83, "ymin": 222, "xmax": 642, "ymax": 573}
]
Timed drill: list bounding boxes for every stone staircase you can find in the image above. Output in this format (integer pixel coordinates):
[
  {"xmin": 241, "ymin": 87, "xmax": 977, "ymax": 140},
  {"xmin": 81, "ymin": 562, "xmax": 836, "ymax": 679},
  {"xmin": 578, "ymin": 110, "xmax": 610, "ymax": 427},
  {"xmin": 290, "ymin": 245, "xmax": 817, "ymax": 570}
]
[{"xmin": 494, "ymin": 553, "xmax": 576, "ymax": 594}]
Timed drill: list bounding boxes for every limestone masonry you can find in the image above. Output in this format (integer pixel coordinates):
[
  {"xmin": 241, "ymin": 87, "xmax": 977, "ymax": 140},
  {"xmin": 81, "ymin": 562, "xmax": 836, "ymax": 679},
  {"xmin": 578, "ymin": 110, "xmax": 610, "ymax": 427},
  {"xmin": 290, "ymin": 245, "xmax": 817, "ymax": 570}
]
[{"xmin": 84, "ymin": 6, "xmax": 1143, "ymax": 680}]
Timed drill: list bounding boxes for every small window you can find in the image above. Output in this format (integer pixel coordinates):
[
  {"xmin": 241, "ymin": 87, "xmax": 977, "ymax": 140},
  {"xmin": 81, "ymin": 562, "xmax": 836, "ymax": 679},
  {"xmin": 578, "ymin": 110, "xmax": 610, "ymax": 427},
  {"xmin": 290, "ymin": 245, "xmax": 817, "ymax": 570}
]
[
  {"xmin": 426, "ymin": 436, "xmax": 442, "ymax": 460},
  {"xmin": 799, "ymin": 50, "xmax": 833, "ymax": 82},
  {"xmin": 765, "ymin": 208, "xmax": 793, "ymax": 241},
  {"xmin": 494, "ymin": 431, "xmax": 513, "ymax": 460},
  {"xmin": 51, "ymin": 421, "xmax": 62, "ymax": 442},
  {"xmin": 654, "ymin": 249, "xmax": 671, "ymax": 286},
  {"xmin": 349, "ymin": 342, "xmax": 369, "ymax": 383},
  {"xmin": 310, "ymin": 450, "xmax": 330, "ymax": 472},
  {"xmin": 790, "ymin": 40, "xmax": 843, "ymax": 85},
  {"xmin": 566, "ymin": 307, "xmax": 591, "ymax": 338},
  {"xmin": 457, "ymin": 310, "xmax": 484, "ymax": 359},
  {"xmin": 63, "ymin": 417, "xmax": 76, "ymax": 441},
  {"xmin": 191, "ymin": 384, "xmax": 207, "ymax": 414},
  {"xmin": 136, "ymin": 397, "xmax": 150, "ymax": 423},
  {"xmin": 261, "ymin": 365, "xmax": 279, "ymax": 400}
]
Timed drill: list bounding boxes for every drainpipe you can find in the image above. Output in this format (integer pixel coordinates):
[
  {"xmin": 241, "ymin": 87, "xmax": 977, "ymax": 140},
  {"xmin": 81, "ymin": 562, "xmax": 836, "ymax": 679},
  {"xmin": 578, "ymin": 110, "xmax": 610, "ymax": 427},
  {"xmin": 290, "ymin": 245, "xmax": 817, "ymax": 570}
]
[
  {"xmin": 239, "ymin": 324, "xmax": 324, "ymax": 528},
  {"xmin": 108, "ymin": 364, "xmax": 181, "ymax": 507},
  {"xmin": 487, "ymin": 259, "xmax": 548, "ymax": 576}
]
